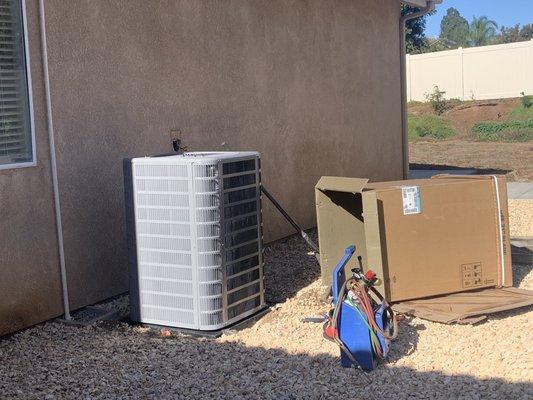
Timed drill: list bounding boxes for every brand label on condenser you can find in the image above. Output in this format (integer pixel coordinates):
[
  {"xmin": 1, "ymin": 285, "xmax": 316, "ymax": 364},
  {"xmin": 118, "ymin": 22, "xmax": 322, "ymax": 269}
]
[{"xmin": 401, "ymin": 186, "xmax": 421, "ymax": 215}]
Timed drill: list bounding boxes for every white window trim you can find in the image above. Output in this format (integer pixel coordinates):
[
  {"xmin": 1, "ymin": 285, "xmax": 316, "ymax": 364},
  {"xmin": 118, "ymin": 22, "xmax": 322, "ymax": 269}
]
[{"xmin": 0, "ymin": 0, "xmax": 37, "ymax": 171}]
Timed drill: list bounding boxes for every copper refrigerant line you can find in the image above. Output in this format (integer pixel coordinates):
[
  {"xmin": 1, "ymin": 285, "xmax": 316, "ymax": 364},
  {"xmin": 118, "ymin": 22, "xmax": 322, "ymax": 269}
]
[{"xmin": 260, "ymin": 186, "xmax": 320, "ymax": 255}]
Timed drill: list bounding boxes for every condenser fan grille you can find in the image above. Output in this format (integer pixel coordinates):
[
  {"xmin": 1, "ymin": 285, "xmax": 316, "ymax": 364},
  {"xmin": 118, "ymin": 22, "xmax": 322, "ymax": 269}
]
[{"xmin": 127, "ymin": 152, "xmax": 264, "ymax": 331}]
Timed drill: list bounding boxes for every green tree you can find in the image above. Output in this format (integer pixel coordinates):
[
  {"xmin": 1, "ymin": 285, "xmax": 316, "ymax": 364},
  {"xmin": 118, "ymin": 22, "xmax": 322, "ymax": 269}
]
[
  {"xmin": 439, "ymin": 7, "xmax": 469, "ymax": 47},
  {"xmin": 425, "ymin": 37, "xmax": 456, "ymax": 53},
  {"xmin": 497, "ymin": 23, "xmax": 533, "ymax": 43},
  {"xmin": 402, "ymin": 5, "xmax": 435, "ymax": 54},
  {"xmin": 520, "ymin": 24, "xmax": 533, "ymax": 40},
  {"xmin": 468, "ymin": 16, "xmax": 498, "ymax": 46},
  {"xmin": 497, "ymin": 24, "xmax": 521, "ymax": 43}
]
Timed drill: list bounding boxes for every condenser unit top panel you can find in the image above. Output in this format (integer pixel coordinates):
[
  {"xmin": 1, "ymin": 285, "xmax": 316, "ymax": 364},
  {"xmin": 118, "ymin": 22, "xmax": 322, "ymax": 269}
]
[{"xmin": 131, "ymin": 151, "xmax": 260, "ymax": 165}]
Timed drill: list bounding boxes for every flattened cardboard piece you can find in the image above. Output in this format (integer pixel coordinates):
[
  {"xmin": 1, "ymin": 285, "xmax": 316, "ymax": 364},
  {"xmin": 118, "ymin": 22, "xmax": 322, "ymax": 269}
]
[{"xmin": 392, "ymin": 287, "xmax": 533, "ymax": 324}]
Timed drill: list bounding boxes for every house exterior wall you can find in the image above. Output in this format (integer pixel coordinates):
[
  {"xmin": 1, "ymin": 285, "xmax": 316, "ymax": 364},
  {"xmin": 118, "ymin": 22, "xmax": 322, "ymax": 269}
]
[
  {"xmin": 1, "ymin": 0, "xmax": 403, "ymax": 335},
  {"xmin": 0, "ymin": 0, "xmax": 63, "ymax": 336}
]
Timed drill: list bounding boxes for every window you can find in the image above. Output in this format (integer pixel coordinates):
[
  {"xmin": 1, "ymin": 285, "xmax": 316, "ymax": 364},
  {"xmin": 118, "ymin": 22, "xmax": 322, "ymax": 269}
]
[{"xmin": 0, "ymin": 0, "xmax": 34, "ymax": 168}]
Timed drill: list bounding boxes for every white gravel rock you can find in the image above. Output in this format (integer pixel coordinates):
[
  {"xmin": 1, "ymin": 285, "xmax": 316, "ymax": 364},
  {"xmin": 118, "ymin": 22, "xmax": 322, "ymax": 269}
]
[{"xmin": 0, "ymin": 231, "xmax": 532, "ymax": 399}]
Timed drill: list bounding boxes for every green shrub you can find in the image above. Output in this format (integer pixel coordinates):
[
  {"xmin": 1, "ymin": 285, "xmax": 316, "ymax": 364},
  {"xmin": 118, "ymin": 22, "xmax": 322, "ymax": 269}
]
[
  {"xmin": 425, "ymin": 86, "xmax": 447, "ymax": 115},
  {"xmin": 520, "ymin": 91, "xmax": 532, "ymax": 109},
  {"xmin": 447, "ymin": 98, "xmax": 463, "ymax": 107},
  {"xmin": 472, "ymin": 119, "xmax": 533, "ymax": 142},
  {"xmin": 408, "ymin": 114, "xmax": 456, "ymax": 140},
  {"xmin": 508, "ymin": 101, "xmax": 533, "ymax": 121}
]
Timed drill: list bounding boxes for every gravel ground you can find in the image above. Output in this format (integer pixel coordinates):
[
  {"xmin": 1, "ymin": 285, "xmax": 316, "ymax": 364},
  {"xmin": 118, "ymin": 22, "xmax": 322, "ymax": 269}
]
[
  {"xmin": 509, "ymin": 200, "xmax": 533, "ymax": 237},
  {"xmin": 1, "ymin": 234, "xmax": 532, "ymax": 399}
]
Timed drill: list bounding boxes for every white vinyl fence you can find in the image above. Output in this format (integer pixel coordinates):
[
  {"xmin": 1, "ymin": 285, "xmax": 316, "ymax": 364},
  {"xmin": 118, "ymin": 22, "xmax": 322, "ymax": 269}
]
[{"xmin": 406, "ymin": 39, "xmax": 533, "ymax": 101}]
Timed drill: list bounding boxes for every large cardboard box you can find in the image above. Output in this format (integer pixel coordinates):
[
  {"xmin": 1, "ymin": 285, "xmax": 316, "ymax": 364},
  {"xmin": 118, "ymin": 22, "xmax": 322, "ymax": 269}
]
[{"xmin": 315, "ymin": 175, "xmax": 513, "ymax": 302}]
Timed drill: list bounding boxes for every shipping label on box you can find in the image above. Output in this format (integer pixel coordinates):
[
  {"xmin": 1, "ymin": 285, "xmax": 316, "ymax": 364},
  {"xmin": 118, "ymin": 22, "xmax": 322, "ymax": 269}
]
[{"xmin": 401, "ymin": 186, "xmax": 421, "ymax": 215}]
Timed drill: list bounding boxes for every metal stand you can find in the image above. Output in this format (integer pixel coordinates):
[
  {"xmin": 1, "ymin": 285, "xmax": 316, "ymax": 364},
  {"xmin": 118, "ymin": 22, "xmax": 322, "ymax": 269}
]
[{"xmin": 261, "ymin": 186, "xmax": 320, "ymax": 256}]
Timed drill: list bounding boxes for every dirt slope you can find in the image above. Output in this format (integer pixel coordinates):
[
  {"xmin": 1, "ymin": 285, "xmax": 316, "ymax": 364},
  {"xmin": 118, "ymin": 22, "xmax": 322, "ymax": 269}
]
[
  {"xmin": 409, "ymin": 98, "xmax": 533, "ymax": 181},
  {"xmin": 409, "ymin": 139, "xmax": 533, "ymax": 182},
  {"xmin": 409, "ymin": 98, "xmax": 520, "ymax": 137}
]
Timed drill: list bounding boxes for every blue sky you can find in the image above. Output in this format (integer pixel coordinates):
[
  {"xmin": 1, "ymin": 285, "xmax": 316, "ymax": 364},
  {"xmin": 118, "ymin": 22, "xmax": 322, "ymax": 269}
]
[{"xmin": 425, "ymin": 0, "xmax": 533, "ymax": 38}]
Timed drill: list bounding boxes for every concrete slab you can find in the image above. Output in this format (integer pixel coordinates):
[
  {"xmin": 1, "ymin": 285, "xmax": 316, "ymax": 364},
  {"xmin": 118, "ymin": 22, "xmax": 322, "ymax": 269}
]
[
  {"xmin": 408, "ymin": 168, "xmax": 477, "ymax": 179},
  {"xmin": 409, "ymin": 168, "xmax": 533, "ymax": 200},
  {"xmin": 507, "ymin": 183, "xmax": 533, "ymax": 200}
]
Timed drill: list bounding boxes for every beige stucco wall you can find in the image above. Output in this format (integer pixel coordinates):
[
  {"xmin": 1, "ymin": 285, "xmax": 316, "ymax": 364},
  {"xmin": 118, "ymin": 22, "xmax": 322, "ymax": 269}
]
[
  {"xmin": 1, "ymin": 0, "xmax": 403, "ymax": 335},
  {"xmin": 0, "ymin": 0, "xmax": 63, "ymax": 336}
]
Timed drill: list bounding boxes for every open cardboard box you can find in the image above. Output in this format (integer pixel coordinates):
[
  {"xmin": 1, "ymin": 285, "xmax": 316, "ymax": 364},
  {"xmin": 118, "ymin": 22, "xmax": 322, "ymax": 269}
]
[{"xmin": 315, "ymin": 175, "xmax": 533, "ymax": 324}]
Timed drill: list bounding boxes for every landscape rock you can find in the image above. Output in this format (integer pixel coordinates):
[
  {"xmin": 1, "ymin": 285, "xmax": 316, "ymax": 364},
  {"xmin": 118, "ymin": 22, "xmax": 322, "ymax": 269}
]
[{"xmin": 0, "ymin": 229, "xmax": 531, "ymax": 399}]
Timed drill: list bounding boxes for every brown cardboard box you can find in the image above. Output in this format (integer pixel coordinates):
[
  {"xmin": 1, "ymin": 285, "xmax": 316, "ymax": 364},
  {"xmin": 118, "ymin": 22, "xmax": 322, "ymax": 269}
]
[{"xmin": 315, "ymin": 175, "xmax": 513, "ymax": 302}]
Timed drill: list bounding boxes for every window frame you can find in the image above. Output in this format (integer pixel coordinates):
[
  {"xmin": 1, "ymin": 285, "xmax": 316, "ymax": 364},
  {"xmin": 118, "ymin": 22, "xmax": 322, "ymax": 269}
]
[{"xmin": 0, "ymin": 0, "xmax": 37, "ymax": 171}]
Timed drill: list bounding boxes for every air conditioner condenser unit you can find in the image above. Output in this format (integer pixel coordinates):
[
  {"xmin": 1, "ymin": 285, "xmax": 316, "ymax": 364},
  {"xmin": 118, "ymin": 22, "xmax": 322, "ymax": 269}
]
[{"xmin": 124, "ymin": 151, "xmax": 265, "ymax": 331}]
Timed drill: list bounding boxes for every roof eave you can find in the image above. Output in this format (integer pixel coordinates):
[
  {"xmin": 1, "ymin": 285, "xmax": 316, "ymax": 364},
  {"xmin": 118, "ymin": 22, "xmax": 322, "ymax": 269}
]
[{"xmin": 401, "ymin": 0, "xmax": 443, "ymax": 7}]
